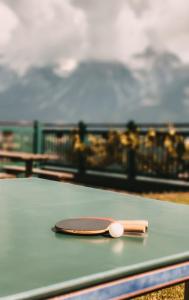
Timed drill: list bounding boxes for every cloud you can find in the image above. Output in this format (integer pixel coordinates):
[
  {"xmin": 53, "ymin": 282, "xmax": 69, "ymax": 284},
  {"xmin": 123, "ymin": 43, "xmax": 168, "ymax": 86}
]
[
  {"xmin": 141, "ymin": 1, "xmax": 189, "ymax": 62},
  {"xmin": 0, "ymin": 2, "xmax": 18, "ymax": 47},
  {"xmin": 0, "ymin": 0, "xmax": 189, "ymax": 76},
  {"xmin": 54, "ymin": 58, "xmax": 78, "ymax": 76},
  {"xmin": 0, "ymin": 0, "xmax": 87, "ymax": 75}
]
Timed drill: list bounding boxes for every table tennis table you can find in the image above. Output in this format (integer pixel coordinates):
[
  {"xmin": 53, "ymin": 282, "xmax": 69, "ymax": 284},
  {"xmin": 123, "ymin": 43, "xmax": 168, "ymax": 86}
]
[{"xmin": 0, "ymin": 178, "xmax": 189, "ymax": 299}]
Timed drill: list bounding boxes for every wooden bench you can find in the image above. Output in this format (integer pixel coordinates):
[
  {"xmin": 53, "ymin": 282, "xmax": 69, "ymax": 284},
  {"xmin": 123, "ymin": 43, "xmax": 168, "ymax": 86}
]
[
  {"xmin": 3, "ymin": 165, "xmax": 25, "ymax": 174},
  {"xmin": 33, "ymin": 169, "xmax": 74, "ymax": 181},
  {"xmin": 3, "ymin": 165, "xmax": 74, "ymax": 181},
  {"xmin": 0, "ymin": 173, "xmax": 16, "ymax": 179}
]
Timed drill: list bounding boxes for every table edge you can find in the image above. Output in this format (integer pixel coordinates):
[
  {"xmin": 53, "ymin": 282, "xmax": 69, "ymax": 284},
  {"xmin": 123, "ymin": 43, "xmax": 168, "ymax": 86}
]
[{"xmin": 2, "ymin": 254, "xmax": 189, "ymax": 300}]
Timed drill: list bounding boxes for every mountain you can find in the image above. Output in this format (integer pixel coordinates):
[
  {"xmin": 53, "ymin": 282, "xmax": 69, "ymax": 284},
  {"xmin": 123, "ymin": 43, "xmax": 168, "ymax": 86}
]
[{"xmin": 0, "ymin": 52, "xmax": 189, "ymax": 122}]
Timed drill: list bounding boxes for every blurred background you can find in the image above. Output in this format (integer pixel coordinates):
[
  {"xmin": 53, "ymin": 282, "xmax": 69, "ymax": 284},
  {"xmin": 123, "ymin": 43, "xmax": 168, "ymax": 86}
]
[
  {"xmin": 0, "ymin": 0, "xmax": 189, "ymax": 189},
  {"xmin": 0, "ymin": 0, "xmax": 189, "ymax": 122}
]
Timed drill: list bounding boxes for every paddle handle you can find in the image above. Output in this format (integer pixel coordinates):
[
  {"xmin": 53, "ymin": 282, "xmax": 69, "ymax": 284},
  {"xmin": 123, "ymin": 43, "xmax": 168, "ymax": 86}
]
[{"xmin": 118, "ymin": 220, "xmax": 148, "ymax": 233}]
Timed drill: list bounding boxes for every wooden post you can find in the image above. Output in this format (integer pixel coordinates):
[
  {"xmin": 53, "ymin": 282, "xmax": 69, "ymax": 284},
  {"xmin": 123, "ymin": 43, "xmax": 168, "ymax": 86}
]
[
  {"xmin": 78, "ymin": 121, "xmax": 86, "ymax": 174},
  {"xmin": 127, "ymin": 120, "xmax": 137, "ymax": 180},
  {"xmin": 33, "ymin": 121, "xmax": 42, "ymax": 154},
  {"xmin": 184, "ymin": 281, "xmax": 189, "ymax": 300}
]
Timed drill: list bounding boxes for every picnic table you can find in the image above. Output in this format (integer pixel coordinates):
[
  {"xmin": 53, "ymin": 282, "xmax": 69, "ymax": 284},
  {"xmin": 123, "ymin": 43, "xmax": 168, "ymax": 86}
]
[
  {"xmin": 0, "ymin": 178, "xmax": 189, "ymax": 299},
  {"xmin": 0, "ymin": 150, "xmax": 55, "ymax": 177}
]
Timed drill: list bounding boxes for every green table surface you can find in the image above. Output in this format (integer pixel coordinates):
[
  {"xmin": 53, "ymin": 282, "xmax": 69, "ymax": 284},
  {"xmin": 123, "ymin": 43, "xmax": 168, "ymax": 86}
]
[{"xmin": 0, "ymin": 178, "xmax": 189, "ymax": 299}]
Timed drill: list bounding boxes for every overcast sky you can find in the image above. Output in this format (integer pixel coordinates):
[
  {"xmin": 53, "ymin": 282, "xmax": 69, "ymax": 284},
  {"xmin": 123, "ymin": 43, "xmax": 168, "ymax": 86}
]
[{"xmin": 0, "ymin": 0, "xmax": 188, "ymax": 76}]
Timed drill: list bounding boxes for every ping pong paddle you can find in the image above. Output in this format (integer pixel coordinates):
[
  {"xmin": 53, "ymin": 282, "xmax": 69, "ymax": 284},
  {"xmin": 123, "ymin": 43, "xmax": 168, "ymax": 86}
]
[{"xmin": 54, "ymin": 217, "xmax": 148, "ymax": 237}]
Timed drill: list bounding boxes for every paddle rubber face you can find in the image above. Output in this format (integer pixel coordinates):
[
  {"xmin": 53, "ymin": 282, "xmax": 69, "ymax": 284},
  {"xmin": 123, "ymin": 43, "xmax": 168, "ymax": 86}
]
[{"xmin": 54, "ymin": 217, "xmax": 114, "ymax": 235}]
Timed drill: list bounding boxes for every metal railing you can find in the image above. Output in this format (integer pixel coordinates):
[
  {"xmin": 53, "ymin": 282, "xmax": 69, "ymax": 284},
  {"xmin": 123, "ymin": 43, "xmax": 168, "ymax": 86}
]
[
  {"xmin": 1, "ymin": 120, "xmax": 189, "ymax": 181},
  {"xmin": 41, "ymin": 121, "xmax": 189, "ymax": 181}
]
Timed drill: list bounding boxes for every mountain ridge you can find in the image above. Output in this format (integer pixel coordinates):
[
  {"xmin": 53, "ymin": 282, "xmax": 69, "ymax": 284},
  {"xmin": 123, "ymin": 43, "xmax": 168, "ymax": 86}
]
[{"xmin": 0, "ymin": 53, "xmax": 188, "ymax": 122}]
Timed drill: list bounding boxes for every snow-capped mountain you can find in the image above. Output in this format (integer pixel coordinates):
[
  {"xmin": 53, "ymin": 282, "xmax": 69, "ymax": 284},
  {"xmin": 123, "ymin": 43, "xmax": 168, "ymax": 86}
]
[{"xmin": 0, "ymin": 51, "xmax": 189, "ymax": 123}]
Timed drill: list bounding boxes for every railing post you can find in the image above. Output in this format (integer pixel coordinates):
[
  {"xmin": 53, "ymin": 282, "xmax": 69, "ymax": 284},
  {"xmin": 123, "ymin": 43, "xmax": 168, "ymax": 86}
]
[
  {"xmin": 127, "ymin": 120, "xmax": 137, "ymax": 180},
  {"xmin": 33, "ymin": 120, "xmax": 42, "ymax": 154},
  {"xmin": 78, "ymin": 121, "xmax": 86, "ymax": 174}
]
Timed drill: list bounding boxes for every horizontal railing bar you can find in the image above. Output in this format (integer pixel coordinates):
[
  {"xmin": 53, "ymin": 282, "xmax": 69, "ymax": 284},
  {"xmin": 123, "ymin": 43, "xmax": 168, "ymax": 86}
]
[
  {"xmin": 42, "ymin": 129, "xmax": 189, "ymax": 136},
  {"xmin": 42, "ymin": 129, "xmax": 77, "ymax": 134},
  {"xmin": 2, "ymin": 121, "xmax": 189, "ymax": 129},
  {"xmin": 0, "ymin": 122, "xmax": 33, "ymax": 127}
]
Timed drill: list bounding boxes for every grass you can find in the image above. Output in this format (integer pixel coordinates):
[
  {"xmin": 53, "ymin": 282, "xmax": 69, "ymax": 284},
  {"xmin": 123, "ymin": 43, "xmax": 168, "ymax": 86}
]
[
  {"xmin": 135, "ymin": 284, "xmax": 184, "ymax": 300},
  {"xmin": 143, "ymin": 192, "xmax": 189, "ymax": 205},
  {"xmin": 135, "ymin": 192, "xmax": 189, "ymax": 300}
]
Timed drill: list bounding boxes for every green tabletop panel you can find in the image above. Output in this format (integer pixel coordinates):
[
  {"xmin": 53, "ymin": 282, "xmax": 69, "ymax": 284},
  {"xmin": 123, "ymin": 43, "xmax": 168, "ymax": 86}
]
[{"xmin": 0, "ymin": 178, "xmax": 189, "ymax": 299}]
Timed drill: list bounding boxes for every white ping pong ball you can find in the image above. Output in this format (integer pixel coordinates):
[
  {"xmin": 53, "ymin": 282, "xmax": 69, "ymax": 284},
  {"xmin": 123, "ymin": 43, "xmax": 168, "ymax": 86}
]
[{"xmin": 108, "ymin": 222, "xmax": 124, "ymax": 238}]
